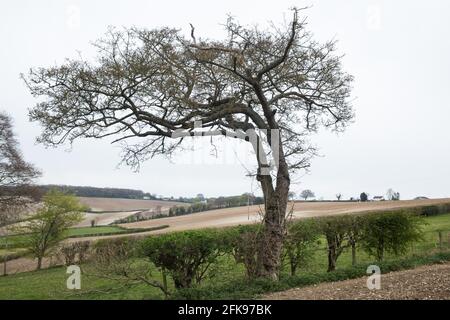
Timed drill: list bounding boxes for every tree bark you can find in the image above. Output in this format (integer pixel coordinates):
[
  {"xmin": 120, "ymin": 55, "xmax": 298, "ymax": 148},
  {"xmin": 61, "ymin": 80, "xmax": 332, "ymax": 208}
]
[
  {"xmin": 37, "ymin": 256, "xmax": 42, "ymax": 270},
  {"xmin": 327, "ymin": 248, "xmax": 337, "ymax": 272},
  {"xmin": 351, "ymin": 243, "xmax": 357, "ymax": 266},
  {"xmin": 255, "ymin": 154, "xmax": 290, "ymax": 280},
  {"xmin": 327, "ymin": 235, "xmax": 337, "ymax": 272}
]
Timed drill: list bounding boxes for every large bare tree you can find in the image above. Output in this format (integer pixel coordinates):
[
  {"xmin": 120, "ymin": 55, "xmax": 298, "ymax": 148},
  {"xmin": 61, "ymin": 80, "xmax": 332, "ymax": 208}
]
[
  {"xmin": 0, "ymin": 111, "xmax": 41, "ymax": 227},
  {"xmin": 23, "ymin": 9, "xmax": 353, "ymax": 279}
]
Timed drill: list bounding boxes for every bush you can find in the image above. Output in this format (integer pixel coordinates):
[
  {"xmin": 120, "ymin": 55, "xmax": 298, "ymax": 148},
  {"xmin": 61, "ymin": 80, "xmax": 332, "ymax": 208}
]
[
  {"xmin": 223, "ymin": 225, "xmax": 260, "ymax": 279},
  {"xmin": 283, "ymin": 219, "xmax": 320, "ymax": 275},
  {"xmin": 317, "ymin": 215, "xmax": 357, "ymax": 272},
  {"xmin": 91, "ymin": 237, "xmax": 171, "ymax": 298},
  {"xmin": 60, "ymin": 241, "xmax": 91, "ymax": 266},
  {"xmin": 139, "ymin": 229, "xmax": 228, "ymax": 288},
  {"xmin": 361, "ymin": 211, "xmax": 425, "ymax": 261}
]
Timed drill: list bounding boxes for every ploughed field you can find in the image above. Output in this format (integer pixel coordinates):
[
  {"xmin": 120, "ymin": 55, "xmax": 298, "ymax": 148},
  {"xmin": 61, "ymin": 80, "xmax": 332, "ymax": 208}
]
[
  {"xmin": 76, "ymin": 197, "xmax": 186, "ymax": 227},
  {"xmin": 77, "ymin": 197, "xmax": 184, "ymax": 212},
  {"xmin": 116, "ymin": 198, "xmax": 450, "ymax": 235}
]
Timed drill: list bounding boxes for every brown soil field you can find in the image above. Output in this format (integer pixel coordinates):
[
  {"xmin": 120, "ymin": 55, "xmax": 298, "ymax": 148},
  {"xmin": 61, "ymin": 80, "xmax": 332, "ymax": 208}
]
[
  {"xmin": 76, "ymin": 211, "xmax": 141, "ymax": 227},
  {"xmin": 78, "ymin": 197, "xmax": 185, "ymax": 212},
  {"xmin": 75, "ymin": 197, "xmax": 186, "ymax": 227},
  {"xmin": 263, "ymin": 262, "xmax": 450, "ymax": 300},
  {"xmin": 118, "ymin": 198, "xmax": 450, "ymax": 235}
]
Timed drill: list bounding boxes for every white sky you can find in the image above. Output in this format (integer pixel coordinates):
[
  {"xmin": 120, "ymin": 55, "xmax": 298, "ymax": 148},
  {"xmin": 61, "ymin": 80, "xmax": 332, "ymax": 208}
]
[{"xmin": 1, "ymin": 0, "xmax": 450, "ymax": 200}]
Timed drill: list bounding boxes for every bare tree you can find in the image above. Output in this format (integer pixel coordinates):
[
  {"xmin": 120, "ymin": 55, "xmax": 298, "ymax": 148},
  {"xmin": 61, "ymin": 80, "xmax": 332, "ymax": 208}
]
[
  {"xmin": 300, "ymin": 189, "xmax": 315, "ymax": 201},
  {"xmin": 23, "ymin": 9, "xmax": 353, "ymax": 279},
  {"xmin": 0, "ymin": 111, "xmax": 41, "ymax": 227},
  {"xmin": 386, "ymin": 188, "xmax": 400, "ymax": 201},
  {"xmin": 336, "ymin": 193, "xmax": 342, "ymax": 201},
  {"xmin": 0, "ymin": 113, "xmax": 41, "ymax": 275}
]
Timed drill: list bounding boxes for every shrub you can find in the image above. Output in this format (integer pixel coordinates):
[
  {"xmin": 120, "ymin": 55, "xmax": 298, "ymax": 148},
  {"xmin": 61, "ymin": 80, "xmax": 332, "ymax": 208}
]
[
  {"xmin": 317, "ymin": 215, "xmax": 355, "ymax": 272},
  {"xmin": 139, "ymin": 229, "xmax": 227, "ymax": 288},
  {"xmin": 361, "ymin": 211, "xmax": 425, "ymax": 261},
  {"xmin": 91, "ymin": 237, "xmax": 171, "ymax": 298},
  {"xmin": 60, "ymin": 243, "xmax": 77, "ymax": 266},
  {"xmin": 283, "ymin": 219, "xmax": 320, "ymax": 275},
  {"xmin": 223, "ymin": 225, "xmax": 260, "ymax": 279}
]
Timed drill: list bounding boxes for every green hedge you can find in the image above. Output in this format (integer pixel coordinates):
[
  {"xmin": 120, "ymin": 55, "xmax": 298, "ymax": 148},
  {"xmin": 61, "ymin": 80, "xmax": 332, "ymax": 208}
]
[{"xmin": 67, "ymin": 225, "xmax": 169, "ymax": 239}]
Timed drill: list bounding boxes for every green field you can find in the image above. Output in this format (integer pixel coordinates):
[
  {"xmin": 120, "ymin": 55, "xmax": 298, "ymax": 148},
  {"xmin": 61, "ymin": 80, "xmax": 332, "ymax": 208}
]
[
  {"xmin": 66, "ymin": 226, "xmax": 125, "ymax": 237},
  {"xmin": 0, "ymin": 226, "xmax": 125, "ymax": 248},
  {"xmin": 0, "ymin": 213, "xmax": 449, "ymax": 300}
]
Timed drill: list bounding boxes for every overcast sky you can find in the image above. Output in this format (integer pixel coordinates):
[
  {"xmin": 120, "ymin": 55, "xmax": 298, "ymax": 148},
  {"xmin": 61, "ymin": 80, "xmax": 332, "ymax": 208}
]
[{"xmin": 1, "ymin": 0, "xmax": 450, "ymax": 200}]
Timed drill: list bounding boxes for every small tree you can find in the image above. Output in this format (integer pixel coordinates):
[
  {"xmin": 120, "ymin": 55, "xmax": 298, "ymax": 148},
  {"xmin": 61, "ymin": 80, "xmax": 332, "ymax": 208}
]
[
  {"xmin": 318, "ymin": 215, "xmax": 353, "ymax": 272},
  {"xmin": 387, "ymin": 189, "xmax": 400, "ymax": 201},
  {"xmin": 283, "ymin": 219, "xmax": 320, "ymax": 275},
  {"xmin": 300, "ymin": 189, "xmax": 315, "ymax": 201},
  {"xmin": 360, "ymin": 192, "xmax": 368, "ymax": 202},
  {"xmin": 346, "ymin": 215, "xmax": 366, "ymax": 266},
  {"xmin": 361, "ymin": 212, "xmax": 424, "ymax": 261},
  {"xmin": 336, "ymin": 193, "xmax": 342, "ymax": 201},
  {"xmin": 15, "ymin": 190, "xmax": 85, "ymax": 269}
]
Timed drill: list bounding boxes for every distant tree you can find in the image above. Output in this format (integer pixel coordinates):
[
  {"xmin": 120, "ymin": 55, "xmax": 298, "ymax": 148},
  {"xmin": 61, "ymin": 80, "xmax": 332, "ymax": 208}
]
[
  {"xmin": 288, "ymin": 191, "xmax": 296, "ymax": 201},
  {"xmin": 14, "ymin": 190, "xmax": 85, "ymax": 269},
  {"xmin": 300, "ymin": 189, "xmax": 315, "ymax": 201},
  {"xmin": 336, "ymin": 193, "xmax": 342, "ymax": 201},
  {"xmin": 386, "ymin": 188, "xmax": 400, "ymax": 201},
  {"xmin": 360, "ymin": 192, "xmax": 368, "ymax": 202},
  {"xmin": 23, "ymin": 9, "xmax": 353, "ymax": 279}
]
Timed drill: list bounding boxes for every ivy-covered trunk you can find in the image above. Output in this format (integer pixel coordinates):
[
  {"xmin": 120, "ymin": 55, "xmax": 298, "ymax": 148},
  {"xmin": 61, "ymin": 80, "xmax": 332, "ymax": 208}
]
[{"xmin": 255, "ymin": 155, "xmax": 290, "ymax": 280}]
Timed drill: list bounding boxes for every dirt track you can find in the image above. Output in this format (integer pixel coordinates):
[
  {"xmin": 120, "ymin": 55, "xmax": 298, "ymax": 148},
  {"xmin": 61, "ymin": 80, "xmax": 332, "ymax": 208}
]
[{"xmin": 264, "ymin": 262, "xmax": 450, "ymax": 300}]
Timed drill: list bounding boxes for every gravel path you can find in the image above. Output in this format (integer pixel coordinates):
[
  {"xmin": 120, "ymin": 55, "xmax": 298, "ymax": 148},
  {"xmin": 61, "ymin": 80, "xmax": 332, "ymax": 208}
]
[{"xmin": 264, "ymin": 262, "xmax": 450, "ymax": 300}]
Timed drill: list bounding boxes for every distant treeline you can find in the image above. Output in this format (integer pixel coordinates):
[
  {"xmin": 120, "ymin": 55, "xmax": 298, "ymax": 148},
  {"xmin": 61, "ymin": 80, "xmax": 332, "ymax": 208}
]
[
  {"xmin": 38, "ymin": 185, "xmax": 157, "ymax": 200},
  {"xmin": 37, "ymin": 186, "xmax": 264, "ymax": 209}
]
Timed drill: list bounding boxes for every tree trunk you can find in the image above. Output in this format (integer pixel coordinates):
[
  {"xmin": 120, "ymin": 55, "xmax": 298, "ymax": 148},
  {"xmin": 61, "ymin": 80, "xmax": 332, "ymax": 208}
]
[
  {"xmin": 255, "ymin": 194, "xmax": 286, "ymax": 280},
  {"xmin": 327, "ymin": 247, "xmax": 337, "ymax": 272},
  {"xmin": 326, "ymin": 235, "xmax": 337, "ymax": 272},
  {"xmin": 351, "ymin": 242, "xmax": 357, "ymax": 266},
  {"xmin": 37, "ymin": 256, "xmax": 42, "ymax": 270},
  {"xmin": 255, "ymin": 164, "xmax": 290, "ymax": 280},
  {"xmin": 290, "ymin": 262, "xmax": 297, "ymax": 276}
]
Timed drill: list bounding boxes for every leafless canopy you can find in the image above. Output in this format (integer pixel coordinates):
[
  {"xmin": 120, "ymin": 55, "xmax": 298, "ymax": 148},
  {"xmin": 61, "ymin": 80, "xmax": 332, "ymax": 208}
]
[
  {"xmin": 24, "ymin": 8, "xmax": 353, "ymax": 175},
  {"xmin": 23, "ymin": 8, "xmax": 354, "ymax": 278},
  {"xmin": 0, "ymin": 112, "xmax": 41, "ymax": 226}
]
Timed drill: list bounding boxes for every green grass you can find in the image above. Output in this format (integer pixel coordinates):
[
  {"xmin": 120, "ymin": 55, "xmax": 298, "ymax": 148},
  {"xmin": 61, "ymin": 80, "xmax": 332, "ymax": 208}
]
[
  {"xmin": 66, "ymin": 226, "xmax": 125, "ymax": 237},
  {"xmin": 0, "ymin": 266, "xmax": 164, "ymax": 300},
  {"xmin": 0, "ymin": 227, "xmax": 125, "ymax": 249},
  {"xmin": 0, "ymin": 213, "xmax": 449, "ymax": 300},
  {"xmin": 0, "ymin": 225, "xmax": 169, "ymax": 248}
]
